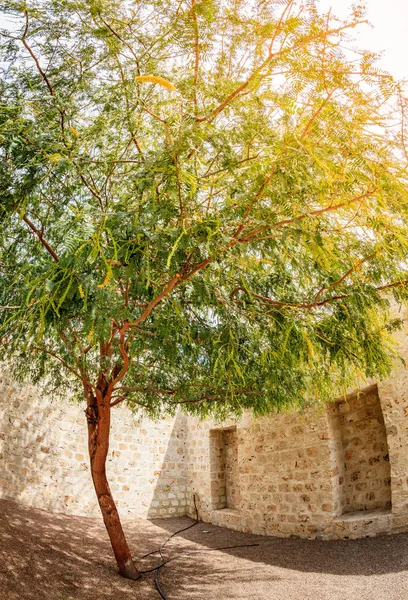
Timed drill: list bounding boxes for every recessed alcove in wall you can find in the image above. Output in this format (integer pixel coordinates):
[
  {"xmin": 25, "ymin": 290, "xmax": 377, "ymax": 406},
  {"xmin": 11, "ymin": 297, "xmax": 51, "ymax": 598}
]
[
  {"xmin": 209, "ymin": 427, "xmax": 240, "ymax": 511},
  {"xmin": 328, "ymin": 384, "xmax": 391, "ymax": 515}
]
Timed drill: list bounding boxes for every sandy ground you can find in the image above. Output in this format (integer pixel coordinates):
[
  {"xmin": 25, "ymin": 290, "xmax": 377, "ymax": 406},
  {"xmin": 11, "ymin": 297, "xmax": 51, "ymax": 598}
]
[{"xmin": 1, "ymin": 499, "xmax": 408, "ymax": 600}]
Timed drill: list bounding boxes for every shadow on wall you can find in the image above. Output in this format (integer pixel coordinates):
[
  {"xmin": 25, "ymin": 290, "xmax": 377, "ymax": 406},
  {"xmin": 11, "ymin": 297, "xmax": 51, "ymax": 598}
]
[
  {"xmin": 145, "ymin": 410, "xmax": 188, "ymax": 519},
  {"xmin": 327, "ymin": 385, "xmax": 392, "ymax": 517},
  {"xmin": 0, "ymin": 375, "xmax": 94, "ymax": 515},
  {"xmin": 0, "ymin": 372, "xmax": 189, "ymax": 521}
]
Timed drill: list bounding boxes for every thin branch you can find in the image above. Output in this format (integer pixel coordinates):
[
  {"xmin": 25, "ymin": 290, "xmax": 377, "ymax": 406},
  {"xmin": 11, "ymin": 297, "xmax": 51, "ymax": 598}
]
[
  {"xmin": 110, "ymin": 384, "xmax": 263, "ymax": 407},
  {"xmin": 110, "ymin": 396, "xmax": 148, "ymax": 408},
  {"xmin": 170, "ymin": 390, "xmax": 263, "ymax": 405},
  {"xmin": 22, "ymin": 215, "xmax": 59, "ymax": 262},
  {"xmin": 73, "ymin": 165, "xmax": 105, "ymax": 210},
  {"xmin": 125, "ymin": 273, "xmax": 181, "ymax": 330},
  {"xmin": 107, "ymin": 325, "xmax": 131, "ymax": 392},
  {"xmin": 233, "ymin": 276, "xmax": 408, "ymax": 313},
  {"xmin": 195, "ymin": 20, "xmax": 364, "ymax": 123},
  {"xmin": 99, "ymin": 16, "xmax": 140, "ymax": 65},
  {"xmin": 134, "ymin": 326, "xmax": 157, "ymax": 337},
  {"xmin": 201, "ymin": 154, "xmax": 260, "ymax": 179},
  {"xmin": 59, "ymin": 330, "xmax": 74, "ymax": 352},
  {"xmin": 249, "ymin": 290, "xmax": 348, "ymax": 310},
  {"xmin": 313, "ymin": 252, "xmax": 377, "ymax": 304},
  {"xmin": 174, "ymin": 152, "xmax": 183, "ymax": 220},
  {"xmin": 142, "ymin": 105, "xmax": 168, "ymax": 124},
  {"xmin": 398, "ymin": 85, "xmax": 408, "ymax": 165},
  {"xmin": 300, "ymin": 89, "xmax": 336, "ymax": 140},
  {"xmin": 377, "ymin": 278, "xmax": 408, "ymax": 291},
  {"xmin": 272, "ymin": 190, "xmax": 378, "ymax": 228},
  {"xmin": 240, "ymin": 189, "xmax": 378, "ymax": 241},
  {"xmin": 21, "ymin": 10, "xmax": 54, "ymax": 97},
  {"xmin": 31, "ymin": 345, "xmax": 90, "ymax": 386},
  {"xmin": 191, "ymin": 0, "xmax": 199, "ymax": 117},
  {"xmin": 268, "ymin": 0, "xmax": 295, "ymax": 54},
  {"xmin": 233, "ymin": 166, "xmax": 279, "ymax": 239},
  {"xmin": 114, "ymin": 385, "xmax": 175, "ymax": 393}
]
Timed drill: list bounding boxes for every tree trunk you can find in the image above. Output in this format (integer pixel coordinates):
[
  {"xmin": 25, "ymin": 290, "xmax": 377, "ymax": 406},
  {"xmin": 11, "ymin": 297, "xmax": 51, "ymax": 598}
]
[{"xmin": 86, "ymin": 390, "xmax": 140, "ymax": 580}]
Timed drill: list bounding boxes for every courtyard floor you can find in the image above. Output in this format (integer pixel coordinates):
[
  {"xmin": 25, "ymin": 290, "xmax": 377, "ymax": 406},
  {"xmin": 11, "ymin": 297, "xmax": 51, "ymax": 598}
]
[{"xmin": 1, "ymin": 499, "xmax": 408, "ymax": 600}]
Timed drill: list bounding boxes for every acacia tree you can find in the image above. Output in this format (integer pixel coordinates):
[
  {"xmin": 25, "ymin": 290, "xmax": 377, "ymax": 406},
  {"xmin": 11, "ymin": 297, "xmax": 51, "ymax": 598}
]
[{"xmin": 1, "ymin": 0, "xmax": 408, "ymax": 580}]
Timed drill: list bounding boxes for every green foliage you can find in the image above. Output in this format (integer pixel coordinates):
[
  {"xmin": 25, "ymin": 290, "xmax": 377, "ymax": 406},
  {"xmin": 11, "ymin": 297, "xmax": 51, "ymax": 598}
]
[{"xmin": 1, "ymin": 0, "xmax": 408, "ymax": 419}]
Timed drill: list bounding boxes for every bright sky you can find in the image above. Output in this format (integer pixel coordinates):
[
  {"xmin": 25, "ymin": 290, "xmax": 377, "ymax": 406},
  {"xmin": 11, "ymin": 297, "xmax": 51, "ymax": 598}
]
[
  {"xmin": 318, "ymin": 0, "xmax": 408, "ymax": 80},
  {"xmin": 1, "ymin": 1, "xmax": 407, "ymax": 80}
]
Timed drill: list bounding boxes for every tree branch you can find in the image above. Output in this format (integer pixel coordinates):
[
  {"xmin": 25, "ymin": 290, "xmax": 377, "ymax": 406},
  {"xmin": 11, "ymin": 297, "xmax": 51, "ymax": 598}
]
[
  {"xmin": 239, "ymin": 189, "xmax": 378, "ymax": 242},
  {"xmin": 377, "ymin": 278, "xmax": 408, "ymax": 291},
  {"xmin": 195, "ymin": 20, "xmax": 364, "ymax": 123},
  {"xmin": 233, "ymin": 276, "xmax": 408, "ymax": 313},
  {"xmin": 107, "ymin": 326, "xmax": 132, "ymax": 392},
  {"xmin": 31, "ymin": 345, "xmax": 91, "ymax": 387},
  {"xmin": 22, "ymin": 215, "xmax": 59, "ymax": 262},
  {"xmin": 170, "ymin": 389, "xmax": 263, "ymax": 405},
  {"xmin": 73, "ymin": 165, "xmax": 105, "ymax": 211},
  {"xmin": 113, "ymin": 385, "xmax": 176, "ymax": 394},
  {"xmin": 191, "ymin": 0, "xmax": 199, "ymax": 117},
  {"xmin": 21, "ymin": 10, "xmax": 54, "ymax": 97},
  {"xmin": 110, "ymin": 385, "xmax": 176, "ymax": 406},
  {"xmin": 268, "ymin": 0, "xmax": 295, "ymax": 55},
  {"xmin": 300, "ymin": 89, "xmax": 336, "ymax": 140},
  {"xmin": 125, "ymin": 273, "xmax": 181, "ymax": 330},
  {"xmin": 313, "ymin": 252, "xmax": 377, "ymax": 304},
  {"xmin": 110, "ymin": 395, "xmax": 148, "ymax": 408}
]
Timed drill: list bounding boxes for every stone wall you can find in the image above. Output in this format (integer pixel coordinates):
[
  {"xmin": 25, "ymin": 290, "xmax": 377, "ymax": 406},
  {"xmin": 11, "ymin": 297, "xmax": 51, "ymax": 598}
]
[
  {"xmin": 1, "ymin": 311, "xmax": 408, "ymax": 541},
  {"xmin": 224, "ymin": 428, "xmax": 240, "ymax": 510},
  {"xmin": 0, "ymin": 372, "xmax": 187, "ymax": 519},
  {"xmin": 327, "ymin": 386, "xmax": 391, "ymax": 514},
  {"xmin": 184, "ymin": 313, "xmax": 408, "ymax": 539},
  {"xmin": 377, "ymin": 318, "xmax": 408, "ymax": 534},
  {"xmin": 209, "ymin": 427, "xmax": 240, "ymax": 511}
]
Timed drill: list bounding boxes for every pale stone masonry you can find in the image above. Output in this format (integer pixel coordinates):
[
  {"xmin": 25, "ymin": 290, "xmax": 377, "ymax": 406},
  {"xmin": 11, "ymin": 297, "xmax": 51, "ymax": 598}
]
[
  {"xmin": 327, "ymin": 386, "xmax": 391, "ymax": 514},
  {"xmin": 1, "ymin": 310, "xmax": 408, "ymax": 540},
  {"xmin": 184, "ymin": 314, "xmax": 408, "ymax": 539},
  {"xmin": 0, "ymin": 374, "xmax": 187, "ymax": 519}
]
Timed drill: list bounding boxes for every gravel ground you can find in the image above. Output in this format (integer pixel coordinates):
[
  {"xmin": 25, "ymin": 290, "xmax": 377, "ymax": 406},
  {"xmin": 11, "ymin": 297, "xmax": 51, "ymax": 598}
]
[{"xmin": 1, "ymin": 498, "xmax": 408, "ymax": 600}]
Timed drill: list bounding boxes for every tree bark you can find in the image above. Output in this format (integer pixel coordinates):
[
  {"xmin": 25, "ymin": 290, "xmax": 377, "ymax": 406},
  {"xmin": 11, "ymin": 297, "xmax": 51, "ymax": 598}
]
[{"xmin": 86, "ymin": 389, "xmax": 140, "ymax": 580}]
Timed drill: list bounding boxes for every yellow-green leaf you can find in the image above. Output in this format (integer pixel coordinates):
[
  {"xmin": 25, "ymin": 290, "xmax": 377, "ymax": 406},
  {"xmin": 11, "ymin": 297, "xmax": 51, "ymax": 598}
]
[
  {"xmin": 135, "ymin": 75, "xmax": 175, "ymax": 90},
  {"xmin": 97, "ymin": 266, "xmax": 113, "ymax": 289},
  {"xmin": 47, "ymin": 153, "xmax": 63, "ymax": 163}
]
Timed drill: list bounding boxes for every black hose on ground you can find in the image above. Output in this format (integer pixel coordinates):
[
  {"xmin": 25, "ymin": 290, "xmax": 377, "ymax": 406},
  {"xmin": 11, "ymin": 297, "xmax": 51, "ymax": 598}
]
[
  {"xmin": 152, "ymin": 543, "xmax": 261, "ymax": 600},
  {"xmin": 137, "ymin": 494, "xmax": 260, "ymax": 600},
  {"xmin": 139, "ymin": 494, "xmax": 201, "ymax": 564}
]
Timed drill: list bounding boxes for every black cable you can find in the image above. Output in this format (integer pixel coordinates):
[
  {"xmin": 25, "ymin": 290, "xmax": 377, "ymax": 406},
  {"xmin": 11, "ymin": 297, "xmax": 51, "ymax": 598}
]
[
  {"xmin": 137, "ymin": 494, "xmax": 260, "ymax": 600},
  {"xmin": 147, "ymin": 542, "xmax": 261, "ymax": 599},
  {"xmin": 153, "ymin": 548, "xmax": 167, "ymax": 600},
  {"xmin": 138, "ymin": 493, "xmax": 200, "ymax": 567},
  {"xmin": 139, "ymin": 517, "xmax": 201, "ymax": 560},
  {"xmin": 154, "ymin": 565, "xmax": 166, "ymax": 600}
]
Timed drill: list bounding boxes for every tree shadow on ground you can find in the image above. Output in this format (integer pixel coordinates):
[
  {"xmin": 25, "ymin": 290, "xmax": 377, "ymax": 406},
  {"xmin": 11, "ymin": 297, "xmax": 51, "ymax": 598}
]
[
  {"xmin": 146, "ymin": 516, "xmax": 408, "ymax": 600},
  {"xmin": 1, "ymin": 499, "xmax": 408, "ymax": 600},
  {"xmin": 148, "ymin": 514, "xmax": 408, "ymax": 576},
  {"xmin": 0, "ymin": 499, "xmax": 158, "ymax": 600}
]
